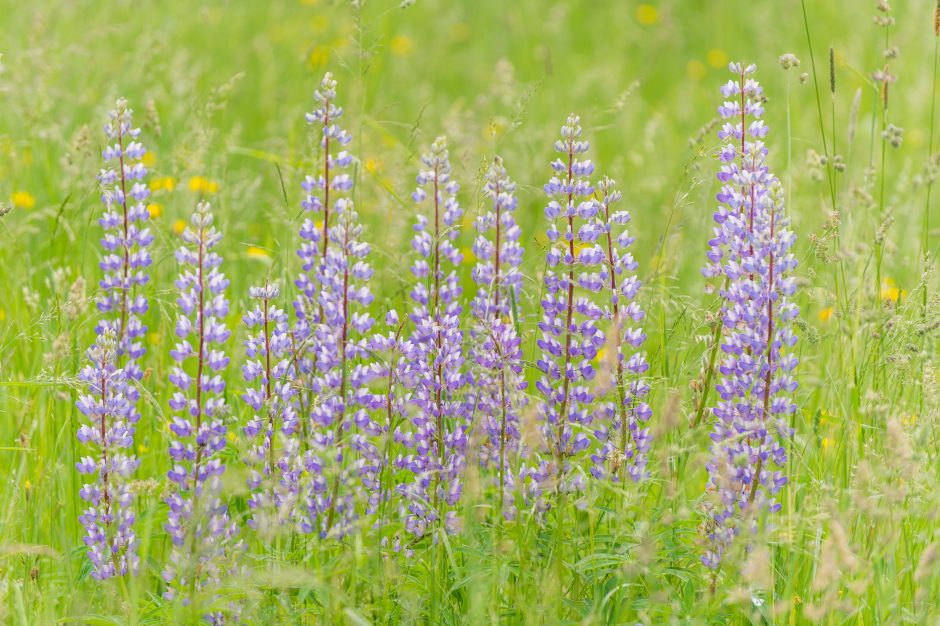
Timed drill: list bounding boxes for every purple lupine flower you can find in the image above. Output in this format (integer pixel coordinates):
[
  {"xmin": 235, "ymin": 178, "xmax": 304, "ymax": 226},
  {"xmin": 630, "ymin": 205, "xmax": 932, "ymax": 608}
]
[
  {"xmin": 702, "ymin": 63, "xmax": 798, "ymax": 571},
  {"xmin": 528, "ymin": 115, "xmax": 606, "ymax": 500},
  {"xmin": 468, "ymin": 156, "xmax": 528, "ymax": 519},
  {"xmin": 306, "ymin": 204, "xmax": 386, "ymax": 538},
  {"xmin": 243, "ymin": 283, "xmax": 305, "ymax": 535},
  {"xmin": 75, "ymin": 329, "xmax": 139, "ymax": 580},
  {"xmin": 74, "ymin": 98, "xmax": 152, "ymax": 579},
  {"xmin": 589, "ymin": 177, "xmax": 653, "ymax": 483},
  {"xmin": 293, "ymin": 72, "xmax": 354, "ymax": 417},
  {"xmin": 163, "ymin": 201, "xmax": 241, "ymax": 619},
  {"xmin": 96, "ymin": 98, "xmax": 152, "ymax": 418},
  {"xmin": 398, "ymin": 136, "xmax": 468, "ymax": 538}
]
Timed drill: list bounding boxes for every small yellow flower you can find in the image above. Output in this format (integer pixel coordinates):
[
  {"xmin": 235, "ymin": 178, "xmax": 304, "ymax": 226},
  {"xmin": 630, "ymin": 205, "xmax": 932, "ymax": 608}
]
[
  {"xmin": 12, "ymin": 191, "xmax": 35, "ymax": 209},
  {"xmin": 364, "ymin": 158, "xmax": 379, "ymax": 174},
  {"xmin": 390, "ymin": 35, "xmax": 414, "ymax": 57},
  {"xmin": 595, "ymin": 348, "xmax": 607, "ymax": 364},
  {"xmin": 138, "ymin": 444, "xmax": 148, "ymax": 454},
  {"xmin": 309, "ymin": 44, "xmax": 330, "ymax": 69},
  {"xmin": 173, "ymin": 219, "xmax": 187, "ymax": 235},
  {"xmin": 187, "ymin": 176, "xmax": 219, "ymax": 195},
  {"xmin": 315, "ymin": 220, "xmax": 324, "ymax": 232},
  {"xmin": 818, "ymin": 307, "xmax": 834, "ymax": 323},
  {"xmin": 821, "ymin": 437, "xmax": 831, "ymax": 450},
  {"xmin": 461, "ymin": 246, "xmax": 475, "ymax": 265},
  {"xmin": 635, "ymin": 4, "xmax": 658, "ymax": 25},
  {"xmin": 142, "ymin": 151, "xmax": 156, "ymax": 167},
  {"xmin": 903, "ymin": 414, "xmax": 917, "ymax": 427},
  {"xmin": 150, "ymin": 176, "xmax": 176, "ymax": 192},
  {"xmin": 686, "ymin": 60, "xmax": 707, "ymax": 81},
  {"xmin": 706, "ymin": 49, "xmax": 728, "ymax": 69},
  {"xmin": 880, "ymin": 278, "xmax": 906, "ymax": 302},
  {"xmin": 0, "ymin": 308, "xmax": 6, "ymax": 322},
  {"xmin": 227, "ymin": 431, "xmax": 237, "ymax": 442},
  {"xmin": 25, "ymin": 480, "xmax": 31, "ymax": 491},
  {"xmin": 246, "ymin": 246, "xmax": 270, "ymax": 260},
  {"xmin": 147, "ymin": 203, "xmax": 163, "ymax": 219},
  {"xmin": 148, "ymin": 332, "xmax": 161, "ymax": 346}
]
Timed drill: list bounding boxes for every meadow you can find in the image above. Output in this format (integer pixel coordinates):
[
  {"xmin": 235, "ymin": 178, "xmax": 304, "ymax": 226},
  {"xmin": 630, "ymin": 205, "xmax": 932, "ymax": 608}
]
[{"xmin": 1, "ymin": 0, "xmax": 939, "ymax": 623}]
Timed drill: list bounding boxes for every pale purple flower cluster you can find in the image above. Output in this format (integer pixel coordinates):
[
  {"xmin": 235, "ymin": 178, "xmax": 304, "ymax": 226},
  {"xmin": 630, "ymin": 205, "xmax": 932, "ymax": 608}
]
[
  {"xmin": 163, "ymin": 201, "xmax": 240, "ymax": 614},
  {"xmin": 95, "ymin": 98, "xmax": 152, "ymax": 410},
  {"xmin": 75, "ymin": 329, "xmax": 139, "ymax": 580},
  {"xmin": 529, "ymin": 115, "xmax": 607, "ymax": 498},
  {"xmin": 702, "ymin": 63, "xmax": 798, "ymax": 570},
  {"xmin": 307, "ymin": 205, "xmax": 386, "ymax": 537},
  {"xmin": 469, "ymin": 156, "xmax": 527, "ymax": 518},
  {"xmin": 75, "ymin": 98, "xmax": 154, "ymax": 579},
  {"xmin": 243, "ymin": 283, "xmax": 303, "ymax": 534},
  {"xmin": 589, "ymin": 177, "xmax": 652, "ymax": 483},
  {"xmin": 294, "ymin": 72, "xmax": 354, "ymax": 404},
  {"xmin": 398, "ymin": 136, "xmax": 468, "ymax": 537}
]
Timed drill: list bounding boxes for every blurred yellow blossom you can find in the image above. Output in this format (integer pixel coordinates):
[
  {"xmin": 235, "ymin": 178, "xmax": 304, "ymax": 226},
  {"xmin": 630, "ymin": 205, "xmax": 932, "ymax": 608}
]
[
  {"xmin": 309, "ymin": 45, "xmax": 330, "ymax": 69},
  {"xmin": 147, "ymin": 203, "xmax": 163, "ymax": 219},
  {"xmin": 187, "ymin": 176, "xmax": 219, "ymax": 194},
  {"xmin": 12, "ymin": 191, "xmax": 35, "ymax": 209},
  {"xmin": 138, "ymin": 444, "xmax": 148, "ymax": 454},
  {"xmin": 364, "ymin": 158, "xmax": 380, "ymax": 174},
  {"xmin": 173, "ymin": 219, "xmax": 187, "ymax": 235},
  {"xmin": 0, "ymin": 308, "xmax": 5, "ymax": 321},
  {"xmin": 227, "ymin": 431, "xmax": 237, "ymax": 442},
  {"xmin": 247, "ymin": 246, "xmax": 270, "ymax": 259},
  {"xmin": 142, "ymin": 151, "xmax": 156, "ymax": 167},
  {"xmin": 148, "ymin": 332, "xmax": 161, "ymax": 346},
  {"xmin": 635, "ymin": 4, "xmax": 658, "ymax": 25},
  {"xmin": 818, "ymin": 307, "xmax": 834, "ymax": 322},
  {"xmin": 686, "ymin": 60, "xmax": 707, "ymax": 80},
  {"xmin": 707, "ymin": 49, "xmax": 728, "ymax": 69},
  {"xmin": 390, "ymin": 35, "xmax": 414, "ymax": 57},
  {"xmin": 821, "ymin": 437, "xmax": 832, "ymax": 450},
  {"xmin": 461, "ymin": 246, "xmax": 475, "ymax": 265},
  {"xmin": 150, "ymin": 176, "xmax": 175, "ymax": 192},
  {"xmin": 880, "ymin": 278, "xmax": 906, "ymax": 302}
]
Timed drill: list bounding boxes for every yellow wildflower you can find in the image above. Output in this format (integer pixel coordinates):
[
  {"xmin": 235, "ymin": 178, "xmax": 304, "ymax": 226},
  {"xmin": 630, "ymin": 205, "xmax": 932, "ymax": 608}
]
[
  {"xmin": 147, "ymin": 203, "xmax": 163, "ymax": 219},
  {"xmin": 390, "ymin": 35, "xmax": 414, "ymax": 57},
  {"xmin": 309, "ymin": 45, "xmax": 330, "ymax": 69},
  {"xmin": 686, "ymin": 60, "xmax": 707, "ymax": 81},
  {"xmin": 187, "ymin": 176, "xmax": 219, "ymax": 194},
  {"xmin": 706, "ymin": 49, "xmax": 728, "ymax": 69},
  {"xmin": 138, "ymin": 444, "xmax": 148, "ymax": 454},
  {"xmin": 227, "ymin": 431, "xmax": 237, "ymax": 442},
  {"xmin": 150, "ymin": 176, "xmax": 176, "ymax": 192},
  {"xmin": 0, "ymin": 308, "xmax": 6, "ymax": 322},
  {"xmin": 11, "ymin": 191, "xmax": 35, "ymax": 209},
  {"xmin": 818, "ymin": 307, "xmax": 834, "ymax": 323},
  {"xmin": 364, "ymin": 158, "xmax": 379, "ymax": 174},
  {"xmin": 635, "ymin": 4, "xmax": 658, "ymax": 25},
  {"xmin": 246, "ymin": 246, "xmax": 270, "ymax": 259},
  {"xmin": 142, "ymin": 151, "xmax": 156, "ymax": 167},
  {"xmin": 148, "ymin": 332, "xmax": 161, "ymax": 346},
  {"xmin": 461, "ymin": 246, "xmax": 475, "ymax": 265},
  {"xmin": 821, "ymin": 437, "xmax": 831, "ymax": 450},
  {"xmin": 173, "ymin": 219, "xmax": 187, "ymax": 235},
  {"xmin": 880, "ymin": 278, "xmax": 906, "ymax": 302}
]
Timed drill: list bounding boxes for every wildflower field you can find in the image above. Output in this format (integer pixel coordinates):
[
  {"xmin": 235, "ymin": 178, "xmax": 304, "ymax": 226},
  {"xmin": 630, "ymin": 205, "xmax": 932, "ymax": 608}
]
[{"xmin": 1, "ymin": 0, "xmax": 939, "ymax": 623}]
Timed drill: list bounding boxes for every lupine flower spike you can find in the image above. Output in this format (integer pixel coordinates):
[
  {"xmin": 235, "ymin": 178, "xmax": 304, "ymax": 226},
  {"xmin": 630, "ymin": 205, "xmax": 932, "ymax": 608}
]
[
  {"xmin": 589, "ymin": 177, "xmax": 652, "ymax": 484},
  {"xmin": 399, "ymin": 136, "xmax": 468, "ymax": 537},
  {"xmin": 469, "ymin": 156, "xmax": 527, "ymax": 518},
  {"xmin": 701, "ymin": 63, "xmax": 798, "ymax": 572},
  {"xmin": 75, "ymin": 329, "xmax": 139, "ymax": 580},
  {"xmin": 294, "ymin": 72, "xmax": 354, "ymax": 426},
  {"xmin": 163, "ymin": 201, "xmax": 241, "ymax": 620},
  {"xmin": 308, "ymin": 199, "xmax": 385, "ymax": 538},
  {"xmin": 529, "ymin": 115, "xmax": 606, "ymax": 501},
  {"xmin": 243, "ymin": 283, "xmax": 303, "ymax": 534},
  {"xmin": 74, "ymin": 98, "xmax": 153, "ymax": 579}
]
